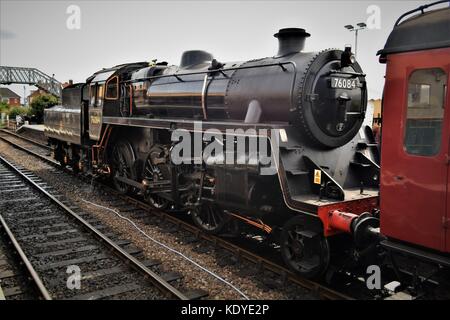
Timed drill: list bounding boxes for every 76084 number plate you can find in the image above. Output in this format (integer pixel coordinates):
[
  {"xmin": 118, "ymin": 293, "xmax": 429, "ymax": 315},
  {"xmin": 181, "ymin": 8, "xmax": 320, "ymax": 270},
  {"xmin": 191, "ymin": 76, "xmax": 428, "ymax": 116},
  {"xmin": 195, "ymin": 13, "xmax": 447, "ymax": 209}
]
[{"xmin": 331, "ymin": 77, "xmax": 357, "ymax": 89}]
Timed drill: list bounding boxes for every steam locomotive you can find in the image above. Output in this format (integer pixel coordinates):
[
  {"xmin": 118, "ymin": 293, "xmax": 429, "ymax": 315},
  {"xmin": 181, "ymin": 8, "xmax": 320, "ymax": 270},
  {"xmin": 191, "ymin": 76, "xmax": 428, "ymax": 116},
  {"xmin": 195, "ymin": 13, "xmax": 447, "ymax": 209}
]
[
  {"xmin": 44, "ymin": 1, "xmax": 450, "ymax": 296},
  {"xmin": 45, "ymin": 27, "xmax": 379, "ymax": 279}
]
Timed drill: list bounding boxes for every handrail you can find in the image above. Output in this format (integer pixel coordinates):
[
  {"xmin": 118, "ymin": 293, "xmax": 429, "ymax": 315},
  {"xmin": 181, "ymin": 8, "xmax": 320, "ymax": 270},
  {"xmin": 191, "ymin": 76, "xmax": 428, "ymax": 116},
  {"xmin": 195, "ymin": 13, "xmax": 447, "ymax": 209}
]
[
  {"xmin": 121, "ymin": 61, "xmax": 296, "ymax": 85},
  {"xmin": 395, "ymin": 0, "xmax": 449, "ymax": 26}
]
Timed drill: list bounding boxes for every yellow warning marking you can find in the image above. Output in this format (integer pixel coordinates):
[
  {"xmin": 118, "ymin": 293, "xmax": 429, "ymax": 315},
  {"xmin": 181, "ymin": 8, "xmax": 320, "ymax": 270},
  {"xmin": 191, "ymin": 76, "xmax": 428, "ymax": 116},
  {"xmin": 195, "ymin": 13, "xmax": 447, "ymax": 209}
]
[{"xmin": 314, "ymin": 169, "xmax": 322, "ymax": 185}]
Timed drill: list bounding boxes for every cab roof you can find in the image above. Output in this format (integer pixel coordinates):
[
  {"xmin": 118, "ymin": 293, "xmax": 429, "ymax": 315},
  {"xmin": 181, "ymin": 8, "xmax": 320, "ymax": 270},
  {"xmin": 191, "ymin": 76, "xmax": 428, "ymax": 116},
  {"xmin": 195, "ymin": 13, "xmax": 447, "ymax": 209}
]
[
  {"xmin": 378, "ymin": 3, "xmax": 450, "ymax": 56},
  {"xmin": 86, "ymin": 62, "xmax": 149, "ymax": 83}
]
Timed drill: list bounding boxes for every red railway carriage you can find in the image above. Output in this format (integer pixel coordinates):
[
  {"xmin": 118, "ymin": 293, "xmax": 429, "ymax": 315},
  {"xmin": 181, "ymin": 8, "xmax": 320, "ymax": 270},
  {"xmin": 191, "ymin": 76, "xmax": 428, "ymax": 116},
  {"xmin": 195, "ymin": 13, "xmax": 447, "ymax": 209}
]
[{"xmin": 377, "ymin": 2, "xmax": 450, "ymax": 262}]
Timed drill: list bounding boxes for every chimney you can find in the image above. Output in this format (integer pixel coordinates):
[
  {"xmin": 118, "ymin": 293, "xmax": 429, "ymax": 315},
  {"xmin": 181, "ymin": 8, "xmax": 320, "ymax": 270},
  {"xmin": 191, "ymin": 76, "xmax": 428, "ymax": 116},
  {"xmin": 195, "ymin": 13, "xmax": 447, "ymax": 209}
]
[
  {"xmin": 274, "ymin": 28, "xmax": 310, "ymax": 57},
  {"xmin": 69, "ymin": 79, "xmax": 73, "ymax": 85}
]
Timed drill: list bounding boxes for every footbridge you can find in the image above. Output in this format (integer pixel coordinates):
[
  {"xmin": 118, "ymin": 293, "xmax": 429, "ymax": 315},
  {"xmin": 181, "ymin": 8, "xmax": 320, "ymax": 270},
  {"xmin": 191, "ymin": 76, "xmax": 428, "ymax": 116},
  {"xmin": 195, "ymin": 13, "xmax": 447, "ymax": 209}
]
[{"xmin": 0, "ymin": 66, "xmax": 62, "ymax": 98}]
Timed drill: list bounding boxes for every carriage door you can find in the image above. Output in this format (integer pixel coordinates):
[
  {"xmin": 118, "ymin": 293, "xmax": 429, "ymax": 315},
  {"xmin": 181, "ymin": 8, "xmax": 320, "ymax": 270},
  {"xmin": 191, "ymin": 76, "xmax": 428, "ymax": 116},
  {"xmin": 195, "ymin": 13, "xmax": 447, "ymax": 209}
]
[
  {"xmin": 381, "ymin": 51, "xmax": 449, "ymax": 252},
  {"xmin": 402, "ymin": 67, "xmax": 448, "ymax": 252},
  {"xmin": 411, "ymin": 67, "xmax": 446, "ymax": 250},
  {"xmin": 446, "ymin": 72, "xmax": 450, "ymax": 253}
]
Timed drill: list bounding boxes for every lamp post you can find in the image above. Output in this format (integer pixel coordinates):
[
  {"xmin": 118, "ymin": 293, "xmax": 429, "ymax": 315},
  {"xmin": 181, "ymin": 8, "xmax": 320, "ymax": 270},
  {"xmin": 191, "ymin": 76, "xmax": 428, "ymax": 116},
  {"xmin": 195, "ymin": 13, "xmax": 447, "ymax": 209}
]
[{"xmin": 344, "ymin": 22, "xmax": 367, "ymax": 57}]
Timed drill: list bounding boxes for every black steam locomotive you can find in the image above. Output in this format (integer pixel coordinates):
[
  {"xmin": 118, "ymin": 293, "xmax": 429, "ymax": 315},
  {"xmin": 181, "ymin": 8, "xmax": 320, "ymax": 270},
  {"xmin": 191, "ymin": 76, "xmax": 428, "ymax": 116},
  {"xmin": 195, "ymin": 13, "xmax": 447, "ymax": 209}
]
[{"xmin": 44, "ymin": 28, "xmax": 380, "ymax": 278}]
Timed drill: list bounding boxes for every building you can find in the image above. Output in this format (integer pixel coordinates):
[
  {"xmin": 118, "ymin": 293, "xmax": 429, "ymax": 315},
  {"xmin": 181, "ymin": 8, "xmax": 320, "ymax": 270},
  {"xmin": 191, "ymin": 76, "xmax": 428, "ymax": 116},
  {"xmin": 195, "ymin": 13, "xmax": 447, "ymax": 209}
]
[
  {"xmin": 369, "ymin": 99, "xmax": 382, "ymax": 126},
  {"xmin": 27, "ymin": 89, "xmax": 47, "ymax": 105},
  {"xmin": 0, "ymin": 87, "xmax": 21, "ymax": 106},
  {"xmin": 62, "ymin": 80, "xmax": 74, "ymax": 88},
  {"xmin": 26, "ymin": 80, "xmax": 71, "ymax": 105},
  {"xmin": 368, "ymin": 99, "xmax": 382, "ymax": 142}
]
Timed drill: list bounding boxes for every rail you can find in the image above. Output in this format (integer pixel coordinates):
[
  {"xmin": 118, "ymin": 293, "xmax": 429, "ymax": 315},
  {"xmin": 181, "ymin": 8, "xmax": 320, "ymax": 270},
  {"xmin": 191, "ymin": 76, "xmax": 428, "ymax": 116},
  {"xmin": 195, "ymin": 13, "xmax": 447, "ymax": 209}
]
[
  {"xmin": 0, "ymin": 214, "xmax": 52, "ymax": 300},
  {"xmin": 0, "ymin": 153, "xmax": 189, "ymax": 300}
]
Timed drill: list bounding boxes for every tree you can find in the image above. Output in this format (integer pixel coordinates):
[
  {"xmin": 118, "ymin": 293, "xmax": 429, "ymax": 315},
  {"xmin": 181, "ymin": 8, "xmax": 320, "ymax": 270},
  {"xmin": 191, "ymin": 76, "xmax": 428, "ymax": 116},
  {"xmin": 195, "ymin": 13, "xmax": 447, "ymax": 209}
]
[
  {"xmin": 0, "ymin": 101, "xmax": 9, "ymax": 114},
  {"xmin": 8, "ymin": 106, "xmax": 26, "ymax": 120},
  {"xmin": 29, "ymin": 94, "xmax": 58, "ymax": 123}
]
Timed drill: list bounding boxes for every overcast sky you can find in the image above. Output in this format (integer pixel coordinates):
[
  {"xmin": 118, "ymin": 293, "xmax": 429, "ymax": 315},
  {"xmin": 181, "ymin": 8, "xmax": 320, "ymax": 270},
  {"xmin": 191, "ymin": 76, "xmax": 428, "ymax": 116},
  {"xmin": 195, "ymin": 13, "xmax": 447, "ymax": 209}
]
[{"xmin": 0, "ymin": 0, "xmax": 440, "ymax": 101}]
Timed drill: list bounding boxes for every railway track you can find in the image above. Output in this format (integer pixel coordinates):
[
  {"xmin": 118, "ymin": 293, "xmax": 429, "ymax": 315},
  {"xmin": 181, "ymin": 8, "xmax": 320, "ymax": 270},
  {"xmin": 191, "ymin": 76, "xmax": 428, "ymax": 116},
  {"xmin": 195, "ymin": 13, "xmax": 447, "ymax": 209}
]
[
  {"xmin": 0, "ymin": 129, "xmax": 55, "ymax": 164},
  {"xmin": 0, "ymin": 216, "xmax": 49, "ymax": 300},
  {"xmin": 0, "ymin": 128, "xmax": 352, "ymax": 300},
  {"xmin": 0, "ymin": 154, "xmax": 204, "ymax": 300}
]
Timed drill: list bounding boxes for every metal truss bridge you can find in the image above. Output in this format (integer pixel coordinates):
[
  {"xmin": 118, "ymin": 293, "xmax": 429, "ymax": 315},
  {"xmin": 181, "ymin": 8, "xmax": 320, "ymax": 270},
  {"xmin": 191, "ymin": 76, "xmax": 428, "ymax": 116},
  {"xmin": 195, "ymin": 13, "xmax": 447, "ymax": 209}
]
[{"xmin": 0, "ymin": 66, "xmax": 62, "ymax": 97}]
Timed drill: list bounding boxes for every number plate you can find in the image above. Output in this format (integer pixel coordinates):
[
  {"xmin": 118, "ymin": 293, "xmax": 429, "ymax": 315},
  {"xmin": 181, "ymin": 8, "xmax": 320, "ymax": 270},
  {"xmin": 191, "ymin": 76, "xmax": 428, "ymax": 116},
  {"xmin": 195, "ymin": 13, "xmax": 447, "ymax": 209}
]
[{"xmin": 331, "ymin": 77, "xmax": 357, "ymax": 89}]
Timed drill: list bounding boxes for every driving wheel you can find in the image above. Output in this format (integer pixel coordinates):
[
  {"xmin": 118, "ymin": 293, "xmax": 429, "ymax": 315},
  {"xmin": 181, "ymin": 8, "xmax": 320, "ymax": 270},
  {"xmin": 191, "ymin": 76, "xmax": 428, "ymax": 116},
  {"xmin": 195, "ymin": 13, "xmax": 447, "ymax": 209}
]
[
  {"xmin": 143, "ymin": 145, "xmax": 170, "ymax": 209},
  {"xmin": 111, "ymin": 140, "xmax": 136, "ymax": 194},
  {"xmin": 280, "ymin": 216, "xmax": 330, "ymax": 278}
]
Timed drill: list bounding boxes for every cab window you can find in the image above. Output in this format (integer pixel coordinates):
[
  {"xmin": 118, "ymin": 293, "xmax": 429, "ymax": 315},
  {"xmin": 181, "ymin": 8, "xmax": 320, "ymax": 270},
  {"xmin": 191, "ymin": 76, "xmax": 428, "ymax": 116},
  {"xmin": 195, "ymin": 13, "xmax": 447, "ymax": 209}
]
[
  {"xmin": 404, "ymin": 68, "xmax": 447, "ymax": 156},
  {"xmin": 89, "ymin": 84, "xmax": 96, "ymax": 107},
  {"xmin": 96, "ymin": 84, "xmax": 104, "ymax": 107},
  {"xmin": 105, "ymin": 76, "xmax": 119, "ymax": 100}
]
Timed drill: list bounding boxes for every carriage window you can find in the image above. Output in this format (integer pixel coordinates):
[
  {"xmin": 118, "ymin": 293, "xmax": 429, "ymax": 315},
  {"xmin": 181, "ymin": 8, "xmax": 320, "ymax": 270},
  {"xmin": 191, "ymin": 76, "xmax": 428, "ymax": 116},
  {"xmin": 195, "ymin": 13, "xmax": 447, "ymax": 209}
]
[
  {"xmin": 404, "ymin": 68, "xmax": 447, "ymax": 156},
  {"xmin": 105, "ymin": 76, "xmax": 119, "ymax": 100}
]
